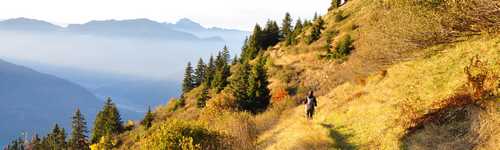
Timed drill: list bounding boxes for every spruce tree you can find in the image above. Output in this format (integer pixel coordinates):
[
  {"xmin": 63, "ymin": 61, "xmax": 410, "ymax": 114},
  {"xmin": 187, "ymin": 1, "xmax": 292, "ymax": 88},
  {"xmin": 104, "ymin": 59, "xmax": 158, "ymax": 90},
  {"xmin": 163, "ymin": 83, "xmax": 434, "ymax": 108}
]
[
  {"xmin": 230, "ymin": 62, "xmax": 251, "ymax": 111},
  {"xmin": 6, "ymin": 137, "xmax": 25, "ymax": 150},
  {"xmin": 282, "ymin": 12, "xmax": 293, "ymax": 45},
  {"xmin": 329, "ymin": 0, "xmax": 341, "ymax": 11},
  {"xmin": 232, "ymin": 55, "xmax": 239, "ymax": 65},
  {"xmin": 196, "ymin": 85, "xmax": 210, "ymax": 108},
  {"xmin": 193, "ymin": 58, "xmax": 206, "ymax": 87},
  {"xmin": 141, "ymin": 107, "xmax": 154, "ymax": 129},
  {"xmin": 90, "ymin": 97, "xmax": 123, "ymax": 143},
  {"xmin": 262, "ymin": 20, "xmax": 281, "ymax": 49},
  {"xmin": 182, "ymin": 62, "xmax": 194, "ymax": 93},
  {"xmin": 205, "ymin": 55, "xmax": 215, "ymax": 87},
  {"xmin": 291, "ymin": 19, "xmax": 304, "ymax": 45},
  {"xmin": 29, "ymin": 134, "xmax": 42, "ymax": 150},
  {"xmin": 306, "ymin": 16, "xmax": 325, "ymax": 44},
  {"xmin": 69, "ymin": 108, "xmax": 89, "ymax": 150},
  {"xmin": 211, "ymin": 49, "xmax": 230, "ymax": 92},
  {"xmin": 46, "ymin": 124, "xmax": 66, "ymax": 149},
  {"xmin": 247, "ymin": 57, "xmax": 271, "ymax": 113}
]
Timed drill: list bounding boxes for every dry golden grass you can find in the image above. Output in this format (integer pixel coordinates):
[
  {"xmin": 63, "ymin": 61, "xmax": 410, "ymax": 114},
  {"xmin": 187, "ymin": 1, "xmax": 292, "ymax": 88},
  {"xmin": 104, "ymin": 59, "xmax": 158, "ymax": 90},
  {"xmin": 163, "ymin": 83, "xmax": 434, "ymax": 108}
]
[{"xmin": 259, "ymin": 36, "xmax": 500, "ymax": 149}]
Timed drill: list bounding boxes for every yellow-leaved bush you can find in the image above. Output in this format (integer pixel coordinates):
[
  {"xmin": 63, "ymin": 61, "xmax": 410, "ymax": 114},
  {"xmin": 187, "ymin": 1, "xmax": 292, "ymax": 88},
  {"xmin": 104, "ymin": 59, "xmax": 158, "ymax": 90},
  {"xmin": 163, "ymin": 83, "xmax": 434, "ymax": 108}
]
[{"xmin": 137, "ymin": 119, "xmax": 228, "ymax": 150}]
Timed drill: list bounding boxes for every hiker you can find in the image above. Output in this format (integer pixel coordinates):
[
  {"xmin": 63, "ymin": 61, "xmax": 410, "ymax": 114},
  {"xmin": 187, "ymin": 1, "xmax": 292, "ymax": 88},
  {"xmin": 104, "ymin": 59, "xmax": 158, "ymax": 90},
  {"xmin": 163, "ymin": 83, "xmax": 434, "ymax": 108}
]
[{"xmin": 304, "ymin": 91, "xmax": 318, "ymax": 120}]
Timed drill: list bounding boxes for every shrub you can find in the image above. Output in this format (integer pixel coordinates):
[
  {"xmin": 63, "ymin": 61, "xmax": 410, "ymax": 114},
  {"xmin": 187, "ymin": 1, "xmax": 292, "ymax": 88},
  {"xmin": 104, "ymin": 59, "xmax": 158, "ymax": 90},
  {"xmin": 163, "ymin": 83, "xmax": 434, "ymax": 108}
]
[
  {"xmin": 334, "ymin": 11, "xmax": 346, "ymax": 22},
  {"xmin": 322, "ymin": 35, "xmax": 354, "ymax": 60},
  {"xmin": 139, "ymin": 119, "xmax": 227, "ymax": 150}
]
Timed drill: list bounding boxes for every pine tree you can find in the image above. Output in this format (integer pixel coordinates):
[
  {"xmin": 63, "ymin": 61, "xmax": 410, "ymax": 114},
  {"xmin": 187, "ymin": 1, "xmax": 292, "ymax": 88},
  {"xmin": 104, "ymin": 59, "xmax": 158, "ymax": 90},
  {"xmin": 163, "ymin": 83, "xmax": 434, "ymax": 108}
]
[
  {"xmin": 90, "ymin": 97, "xmax": 123, "ymax": 144},
  {"xmin": 247, "ymin": 57, "xmax": 271, "ymax": 113},
  {"xmin": 182, "ymin": 62, "xmax": 194, "ymax": 93},
  {"xmin": 29, "ymin": 134, "xmax": 42, "ymax": 150},
  {"xmin": 6, "ymin": 137, "xmax": 25, "ymax": 150},
  {"xmin": 329, "ymin": 0, "xmax": 341, "ymax": 11},
  {"xmin": 204, "ymin": 55, "xmax": 215, "ymax": 87},
  {"xmin": 45, "ymin": 124, "xmax": 66, "ymax": 149},
  {"xmin": 69, "ymin": 109, "xmax": 89, "ymax": 150},
  {"xmin": 230, "ymin": 62, "xmax": 251, "ymax": 110},
  {"xmin": 291, "ymin": 18, "xmax": 303, "ymax": 45},
  {"xmin": 196, "ymin": 85, "xmax": 210, "ymax": 108},
  {"xmin": 232, "ymin": 55, "xmax": 239, "ymax": 65},
  {"xmin": 193, "ymin": 58, "xmax": 206, "ymax": 87},
  {"xmin": 211, "ymin": 48, "xmax": 231, "ymax": 92},
  {"xmin": 141, "ymin": 107, "xmax": 154, "ymax": 129},
  {"xmin": 262, "ymin": 20, "xmax": 281, "ymax": 49},
  {"xmin": 306, "ymin": 16, "xmax": 325, "ymax": 44},
  {"xmin": 282, "ymin": 12, "xmax": 293, "ymax": 45}
]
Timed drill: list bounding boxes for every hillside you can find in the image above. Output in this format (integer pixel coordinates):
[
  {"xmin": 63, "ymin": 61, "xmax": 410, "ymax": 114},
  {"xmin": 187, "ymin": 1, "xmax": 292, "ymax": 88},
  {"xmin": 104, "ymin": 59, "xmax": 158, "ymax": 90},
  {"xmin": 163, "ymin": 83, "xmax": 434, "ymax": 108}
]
[
  {"xmin": 0, "ymin": 59, "xmax": 101, "ymax": 146},
  {"xmin": 107, "ymin": 0, "xmax": 500, "ymax": 149},
  {"xmin": 8, "ymin": 0, "xmax": 499, "ymax": 149}
]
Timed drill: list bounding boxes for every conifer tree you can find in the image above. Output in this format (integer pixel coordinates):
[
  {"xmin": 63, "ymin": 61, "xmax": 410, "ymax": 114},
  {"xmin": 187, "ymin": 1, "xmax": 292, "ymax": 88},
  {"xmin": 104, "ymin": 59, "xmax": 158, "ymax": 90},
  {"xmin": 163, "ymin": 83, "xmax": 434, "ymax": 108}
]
[
  {"xmin": 262, "ymin": 20, "xmax": 281, "ymax": 49},
  {"xmin": 230, "ymin": 62, "xmax": 251, "ymax": 110},
  {"xmin": 91, "ymin": 97, "xmax": 123, "ymax": 143},
  {"xmin": 6, "ymin": 137, "xmax": 25, "ymax": 150},
  {"xmin": 29, "ymin": 134, "xmax": 42, "ymax": 150},
  {"xmin": 204, "ymin": 55, "xmax": 215, "ymax": 87},
  {"xmin": 196, "ymin": 85, "xmax": 210, "ymax": 108},
  {"xmin": 182, "ymin": 62, "xmax": 194, "ymax": 93},
  {"xmin": 306, "ymin": 16, "xmax": 325, "ymax": 44},
  {"xmin": 329, "ymin": 0, "xmax": 341, "ymax": 11},
  {"xmin": 69, "ymin": 108, "xmax": 89, "ymax": 150},
  {"xmin": 291, "ymin": 18, "xmax": 303, "ymax": 45},
  {"xmin": 211, "ymin": 48, "xmax": 231, "ymax": 92},
  {"xmin": 141, "ymin": 107, "xmax": 154, "ymax": 129},
  {"xmin": 282, "ymin": 12, "xmax": 293, "ymax": 45},
  {"xmin": 45, "ymin": 124, "xmax": 66, "ymax": 149},
  {"xmin": 247, "ymin": 57, "xmax": 271, "ymax": 113},
  {"xmin": 232, "ymin": 55, "xmax": 239, "ymax": 65},
  {"xmin": 193, "ymin": 58, "xmax": 206, "ymax": 87}
]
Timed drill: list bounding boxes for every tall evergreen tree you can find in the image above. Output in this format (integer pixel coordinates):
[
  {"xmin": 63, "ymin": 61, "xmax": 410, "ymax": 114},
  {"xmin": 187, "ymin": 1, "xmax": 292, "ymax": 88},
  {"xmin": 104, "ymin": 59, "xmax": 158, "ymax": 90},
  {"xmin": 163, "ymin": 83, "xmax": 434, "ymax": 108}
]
[
  {"xmin": 196, "ymin": 85, "xmax": 210, "ymax": 108},
  {"xmin": 69, "ymin": 109, "xmax": 89, "ymax": 150},
  {"xmin": 329, "ymin": 0, "xmax": 341, "ymax": 11},
  {"xmin": 205, "ymin": 55, "xmax": 215, "ymax": 87},
  {"xmin": 291, "ymin": 18, "xmax": 304, "ymax": 45},
  {"xmin": 6, "ymin": 137, "xmax": 25, "ymax": 150},
  {"xmin": 193, "ymin": 58, "xmax": 206, "ymax": 87},
  {"xmin": 29, "ymin": 134, "xmax": 42, "ymax": 150},
  {"xmin": 91, "ymin": 97, "xmax": 123, "ymax": 143},
  {"xmin": 45, "ymin": 124, "xmax": 66, "ymax": 149},
  {"xmin": 282, "ymin": 12, "xmax": 293, "ymax": 45},
  {"xmin": 247, "ymin": 57, "xmax": 271, "ymax": 113},
  {"xmin": 182, "ymin": 62, "xmax": 194, "ymax": 93},
  {"xmin": 306, "ymin": 16, "xmax": 325, "ymax": 44},
  {"xmin": 141, "ymin": 107, "xmax": 154, "ymax": 129},
  {"xmin": 230, "ymin": 62, "xmax": 251, "ymax": 110},
  {"xmin": 262, "ymin": 20, "xmax": 281, "ymax": 49},
  {"xmin": 211, "ymin": 48, "xmax": 231, "ymax": 92}
]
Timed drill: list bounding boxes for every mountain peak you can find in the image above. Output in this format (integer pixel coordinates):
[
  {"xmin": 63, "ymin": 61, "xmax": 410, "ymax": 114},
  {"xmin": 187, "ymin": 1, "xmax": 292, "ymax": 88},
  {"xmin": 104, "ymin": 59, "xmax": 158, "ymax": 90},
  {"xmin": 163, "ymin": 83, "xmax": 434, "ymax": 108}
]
[
  {"xmin": 0, "ymin": 17, "xmax": 61, "ymax": 31},
  {"xmin": 175, "ymin": 18, "xmax": 204, "ymax": 30}
]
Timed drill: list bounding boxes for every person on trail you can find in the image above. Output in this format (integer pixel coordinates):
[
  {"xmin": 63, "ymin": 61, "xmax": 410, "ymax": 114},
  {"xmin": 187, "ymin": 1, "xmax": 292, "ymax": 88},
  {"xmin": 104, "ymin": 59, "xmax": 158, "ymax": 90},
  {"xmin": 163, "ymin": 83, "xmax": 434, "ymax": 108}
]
[{"xmin": 304, "ymin": 91, "xmax": 317, "ymax": 120}]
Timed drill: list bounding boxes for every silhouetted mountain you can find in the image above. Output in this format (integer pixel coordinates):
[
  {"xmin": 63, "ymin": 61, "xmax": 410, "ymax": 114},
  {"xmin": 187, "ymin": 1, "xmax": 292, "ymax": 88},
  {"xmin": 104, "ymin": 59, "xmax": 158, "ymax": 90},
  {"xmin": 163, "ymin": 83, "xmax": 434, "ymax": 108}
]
[
  {"xmin": 0, "ymin": 18, "xmax": 62, "ymax": 31},
  {"xmin": 66, "ymin": 18, "xmax": 210, "ymax": 41},
  {"xmin": 0, "ymin": 59, "xmax": 101, "ymax": 145},
  {"xmin": 167, "ymin": 18, "xmax": 249, "ymax": 46}
]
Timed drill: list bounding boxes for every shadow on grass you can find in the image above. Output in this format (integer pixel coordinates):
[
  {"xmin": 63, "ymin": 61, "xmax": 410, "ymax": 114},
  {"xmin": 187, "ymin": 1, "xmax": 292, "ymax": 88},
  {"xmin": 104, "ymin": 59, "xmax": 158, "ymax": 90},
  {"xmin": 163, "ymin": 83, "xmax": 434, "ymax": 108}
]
[{"xmin": 320, "ymin": 123, "xmax": 357, "ymax": 150}]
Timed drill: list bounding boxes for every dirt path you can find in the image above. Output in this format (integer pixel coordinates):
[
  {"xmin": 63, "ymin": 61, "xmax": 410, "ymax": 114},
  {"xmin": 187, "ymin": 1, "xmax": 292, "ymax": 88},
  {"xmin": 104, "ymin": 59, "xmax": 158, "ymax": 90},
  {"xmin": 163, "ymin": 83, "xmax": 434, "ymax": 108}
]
[{"xmin": 257, "ymin": 96, "xmax": 356, "ymax": 150}]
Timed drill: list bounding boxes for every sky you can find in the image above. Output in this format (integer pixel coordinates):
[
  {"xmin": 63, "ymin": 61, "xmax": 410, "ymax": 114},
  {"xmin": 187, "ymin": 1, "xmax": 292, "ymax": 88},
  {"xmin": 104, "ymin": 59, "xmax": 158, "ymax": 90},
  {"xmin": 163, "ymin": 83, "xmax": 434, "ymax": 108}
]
[{"xmin": 0, "ymin": 0, "xmax": 331, "ymax": 30}]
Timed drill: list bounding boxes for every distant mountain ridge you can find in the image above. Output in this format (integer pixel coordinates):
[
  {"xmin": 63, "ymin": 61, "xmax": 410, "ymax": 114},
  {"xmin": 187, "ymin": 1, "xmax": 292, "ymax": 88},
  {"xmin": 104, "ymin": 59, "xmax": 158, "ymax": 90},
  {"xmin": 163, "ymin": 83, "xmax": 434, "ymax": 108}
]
[
  {"xmin": 0, "ymin": 59, "xmax": 102, "ymax": 145},
  {"xmin": 0, "ymin": 17, "xmax": 248, "ymax": 42}
]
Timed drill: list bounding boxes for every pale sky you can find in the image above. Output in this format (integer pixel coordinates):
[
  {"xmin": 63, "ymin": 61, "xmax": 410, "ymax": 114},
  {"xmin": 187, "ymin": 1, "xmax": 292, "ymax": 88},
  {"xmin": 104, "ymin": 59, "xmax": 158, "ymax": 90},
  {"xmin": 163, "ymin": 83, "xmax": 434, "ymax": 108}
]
[{"xmin": 0, "ymin": 0, "xmax": 331, "ymax": 30}]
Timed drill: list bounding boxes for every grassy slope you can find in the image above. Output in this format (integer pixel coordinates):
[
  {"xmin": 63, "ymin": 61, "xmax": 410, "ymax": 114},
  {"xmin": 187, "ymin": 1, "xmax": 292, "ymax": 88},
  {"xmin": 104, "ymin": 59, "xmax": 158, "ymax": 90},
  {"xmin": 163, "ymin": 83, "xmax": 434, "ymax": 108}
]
[
  {"xmin": 259, "ymin": 36, "xmax": 500, "ymax": 149},
  {"xmin": 258, "ymin": 0, "xmax": 500, "ymax": 149},
  {"xmin": 116, "ymin": 0, "xmax": 500, "ymax": 149}
]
